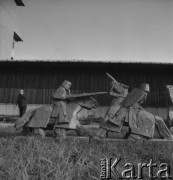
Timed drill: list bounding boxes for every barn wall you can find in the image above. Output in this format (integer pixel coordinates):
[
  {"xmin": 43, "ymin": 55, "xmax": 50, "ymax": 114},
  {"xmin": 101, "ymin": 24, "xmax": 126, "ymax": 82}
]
[{"xmin": 0, "ymin": 61, "xmax": 173, "ymax": 107}]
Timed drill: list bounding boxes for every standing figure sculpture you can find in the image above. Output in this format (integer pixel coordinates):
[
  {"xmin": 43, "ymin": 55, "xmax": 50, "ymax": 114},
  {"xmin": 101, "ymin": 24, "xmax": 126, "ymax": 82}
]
[{"xmin": 51, "ymin": 80, "xmax": 72, "ymax": 138}]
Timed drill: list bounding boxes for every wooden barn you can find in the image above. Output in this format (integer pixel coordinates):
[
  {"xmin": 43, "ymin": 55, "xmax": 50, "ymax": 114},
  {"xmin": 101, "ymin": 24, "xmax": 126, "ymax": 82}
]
[{"xmin": 0, "ymin": 60, "xmax": 173, "ymax": 120}]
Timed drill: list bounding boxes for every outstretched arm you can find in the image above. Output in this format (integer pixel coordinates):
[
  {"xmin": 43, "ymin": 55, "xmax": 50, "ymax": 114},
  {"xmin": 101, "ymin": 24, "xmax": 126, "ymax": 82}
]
[
  {"xmin": 110, "ymin": 82, "xmax": 128, "ymax": 97},
  {"xmin": 110, "ymin": 91, "xmax": 127, "ymax": 98}
]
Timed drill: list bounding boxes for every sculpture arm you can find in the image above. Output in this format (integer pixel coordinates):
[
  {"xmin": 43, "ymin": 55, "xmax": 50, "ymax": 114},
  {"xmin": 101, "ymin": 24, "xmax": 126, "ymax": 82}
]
[
  {"xmin": 110, "ymin": 82, "xmax": 128, "ymax": 98},
  {"xmin": 110, "ymin": 91, "xmax": 127, "ymax": 98},
  {"xmin": 75, "ymin": 101, "xmax": 92, "ymax": 110},
  {"xmin": 52, "ymin": 87, "xmax": 67, "ymax": 100}
]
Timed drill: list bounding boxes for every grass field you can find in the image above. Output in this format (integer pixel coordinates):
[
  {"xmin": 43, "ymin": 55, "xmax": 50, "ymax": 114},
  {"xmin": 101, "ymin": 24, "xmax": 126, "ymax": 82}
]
[{"xmin": 0, "ymin": 123, "xmax": 173, "ymax": 180}]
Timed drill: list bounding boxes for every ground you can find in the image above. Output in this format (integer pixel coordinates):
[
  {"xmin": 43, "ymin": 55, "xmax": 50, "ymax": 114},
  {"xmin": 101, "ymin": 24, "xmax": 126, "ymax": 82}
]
[{"xmin": 0, "ymin": 123, "xmax": 173, "ymax": 180}]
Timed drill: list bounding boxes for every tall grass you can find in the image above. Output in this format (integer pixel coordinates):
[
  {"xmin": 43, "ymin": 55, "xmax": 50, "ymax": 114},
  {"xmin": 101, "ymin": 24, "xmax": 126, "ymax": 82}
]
[
  {"xmin": 0, "ymin": 136, "xmax": 102, "ymax": 180},
  {"xmin": 0, "ymin": 125, "xmax": 173, "ymax": 179}
]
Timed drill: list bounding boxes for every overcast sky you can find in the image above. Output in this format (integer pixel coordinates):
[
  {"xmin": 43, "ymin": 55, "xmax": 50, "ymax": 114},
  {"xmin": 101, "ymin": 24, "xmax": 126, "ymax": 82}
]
[{"xmin": 15, "ymin": 0, "xmax": 173, "ymax": 62}]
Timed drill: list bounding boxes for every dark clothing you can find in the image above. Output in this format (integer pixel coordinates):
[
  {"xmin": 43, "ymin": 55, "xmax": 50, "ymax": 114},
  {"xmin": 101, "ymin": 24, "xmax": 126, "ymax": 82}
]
[
  {"xmin": 19, "ymin": 106, "xmax": 27, "ymax": 117},
  {"xmin": 17, "ymin": 94, "xmax": 27, "ymax": 117},
  {"xmin": 17, "ymin": 94, "xmax": 27, "ymax": 107}
]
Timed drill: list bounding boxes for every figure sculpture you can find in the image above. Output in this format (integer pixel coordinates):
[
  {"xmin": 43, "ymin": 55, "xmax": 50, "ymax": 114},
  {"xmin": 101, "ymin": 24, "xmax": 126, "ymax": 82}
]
[
  {"xmin": 14, "ymin": 81, "xmax": 106, "ymax": 137},
  {"xmin": 96, "ymin": 74, "xmax": 173, "ymax": 140},
  {"xmin": 14, "ymin": 76, "xmax": 173, "ymax": 140},
  {"xmin": 51, "ymin": 80, "xmax": 72, "ymax": 138}
]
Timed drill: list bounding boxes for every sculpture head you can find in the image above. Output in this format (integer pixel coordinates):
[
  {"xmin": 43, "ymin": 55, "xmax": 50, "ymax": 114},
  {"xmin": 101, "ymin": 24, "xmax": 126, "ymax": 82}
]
[
  {"xmin": 140, "ymin": 83, "xmax": 150, "ymax": 92},
  {"xmin": 61, "ymin": 80, "xmax": 72, "ymax": 91}
]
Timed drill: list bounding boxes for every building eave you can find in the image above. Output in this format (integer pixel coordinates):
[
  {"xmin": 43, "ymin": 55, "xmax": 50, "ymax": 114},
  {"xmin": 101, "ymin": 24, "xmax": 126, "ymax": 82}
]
[{"xmin": 0, "ymin": 59, "xmax": 173, "ymax": 66}]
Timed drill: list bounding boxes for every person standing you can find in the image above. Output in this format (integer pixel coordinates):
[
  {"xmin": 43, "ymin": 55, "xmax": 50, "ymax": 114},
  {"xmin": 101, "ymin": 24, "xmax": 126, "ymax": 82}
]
[{"xmin": 16, "ymin": 89, "xmax": 27, "ymax": 117}]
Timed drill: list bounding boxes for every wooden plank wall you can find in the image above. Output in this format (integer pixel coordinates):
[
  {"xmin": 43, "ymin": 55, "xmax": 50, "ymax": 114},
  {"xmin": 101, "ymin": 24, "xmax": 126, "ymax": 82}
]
[{"xmin": 0, "ymin": 61, "xmax": 173, "ymax": 107}]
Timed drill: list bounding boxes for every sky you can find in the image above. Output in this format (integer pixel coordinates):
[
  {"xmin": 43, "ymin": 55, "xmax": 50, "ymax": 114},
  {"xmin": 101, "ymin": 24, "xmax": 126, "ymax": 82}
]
[{"xmin": 15, "ymin": 0, "xmax": 173, "ymax": 62}]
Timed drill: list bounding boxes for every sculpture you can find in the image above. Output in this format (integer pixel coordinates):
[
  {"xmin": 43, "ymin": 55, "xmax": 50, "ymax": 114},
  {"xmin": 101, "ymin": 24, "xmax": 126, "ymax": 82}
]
[
  {"xmin": 14, "ymin": 80, "xmax": 106, "ymax": 138},
  {"xmin": 95, "ymin": 74, "xmax": 173, "ymax": 140},
  {"xmin": 14, "ymin": 76, "xmax": 173, "ymax": 140}
]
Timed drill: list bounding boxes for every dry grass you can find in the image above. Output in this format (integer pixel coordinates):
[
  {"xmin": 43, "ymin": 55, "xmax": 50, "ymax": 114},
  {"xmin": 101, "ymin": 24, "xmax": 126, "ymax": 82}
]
[
  {"xmin": 0, "ymin": 136, "xmax": 101, "ymax": 180},
  {"xmin": 0, "ymin": 124, "xmax": 173, "ymax": 179}
]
